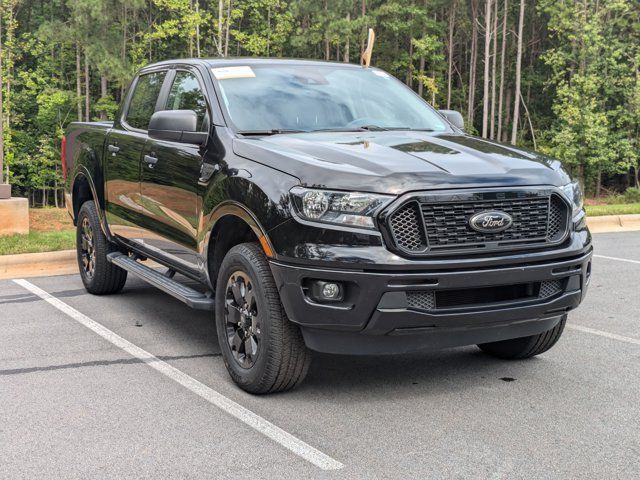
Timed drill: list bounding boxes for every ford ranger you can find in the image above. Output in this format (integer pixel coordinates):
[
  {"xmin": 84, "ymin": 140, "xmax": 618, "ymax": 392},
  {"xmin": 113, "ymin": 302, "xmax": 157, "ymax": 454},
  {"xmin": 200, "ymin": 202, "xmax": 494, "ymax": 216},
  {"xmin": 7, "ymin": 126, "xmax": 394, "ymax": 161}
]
[{"xmin": 63, "ymin": 58, "xmax": 592, "ymax": 393}]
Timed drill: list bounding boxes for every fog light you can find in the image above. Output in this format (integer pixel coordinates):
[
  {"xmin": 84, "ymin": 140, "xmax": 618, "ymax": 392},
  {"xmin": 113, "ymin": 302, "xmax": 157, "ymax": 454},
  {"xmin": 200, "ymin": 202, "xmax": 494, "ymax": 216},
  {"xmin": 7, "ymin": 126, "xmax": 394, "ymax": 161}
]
[
  {"xmin": 309, "ymin": 280, "xmax": 344, "ymax": 302},
  {"xmin": 322, "ymin": 283, "xmax": 340, "ymax": 299}
]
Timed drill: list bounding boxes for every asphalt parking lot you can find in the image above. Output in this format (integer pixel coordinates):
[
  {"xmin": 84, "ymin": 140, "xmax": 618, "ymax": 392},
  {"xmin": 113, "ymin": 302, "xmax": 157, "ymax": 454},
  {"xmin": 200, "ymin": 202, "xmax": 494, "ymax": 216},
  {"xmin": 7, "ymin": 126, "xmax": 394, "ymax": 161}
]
[{"xmin": 1, "ymin": 231, "xmax": 639, "ymax": 479}]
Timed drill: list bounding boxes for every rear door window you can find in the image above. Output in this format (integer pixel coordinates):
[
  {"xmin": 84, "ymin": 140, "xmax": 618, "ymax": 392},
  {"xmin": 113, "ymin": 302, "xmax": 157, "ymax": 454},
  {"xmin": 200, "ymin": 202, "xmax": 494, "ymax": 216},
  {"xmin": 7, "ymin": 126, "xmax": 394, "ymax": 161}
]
[
  {"xmin": 165, "ymin": 71, "xmax": 209, "ymax": 131},
  {"xmin": 125, "ymin": 71, "xmax": 167, "ymax": 130}
]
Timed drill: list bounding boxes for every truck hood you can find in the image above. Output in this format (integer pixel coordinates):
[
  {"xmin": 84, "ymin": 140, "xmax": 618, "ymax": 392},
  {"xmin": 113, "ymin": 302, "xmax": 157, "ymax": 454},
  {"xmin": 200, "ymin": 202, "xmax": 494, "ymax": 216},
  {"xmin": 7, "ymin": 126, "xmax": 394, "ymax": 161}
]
[{"xmin": 232, "ymin": 131, "xmax": 571, "ymax": 195}]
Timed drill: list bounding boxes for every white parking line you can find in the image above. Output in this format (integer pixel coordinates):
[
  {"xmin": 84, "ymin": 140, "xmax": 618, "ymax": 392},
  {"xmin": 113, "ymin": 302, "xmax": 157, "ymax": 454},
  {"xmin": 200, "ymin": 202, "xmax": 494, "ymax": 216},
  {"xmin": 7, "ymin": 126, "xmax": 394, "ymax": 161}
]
[
  {"xmin": 594, "ymin": 254, "xmax": 640, "ymax": 265},
  {"xmin": 13, "ymin": 278, "xmax": 344, "ymax": 471},
  {"xmin": 567, "ymin": 324, "xmax": 640, "ymax": 346}
]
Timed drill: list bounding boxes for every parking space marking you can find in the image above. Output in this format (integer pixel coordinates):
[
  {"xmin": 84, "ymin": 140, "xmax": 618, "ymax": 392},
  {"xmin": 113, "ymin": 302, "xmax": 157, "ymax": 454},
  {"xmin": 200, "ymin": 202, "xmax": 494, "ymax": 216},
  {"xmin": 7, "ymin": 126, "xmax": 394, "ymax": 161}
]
[
  {"xmin": 594, "ymin": 254, "xmax": 640, "ymax": 265},
  {"xmin": 13, "ymin": 279, "xmax": 344, "ymax": 471},
  {"xmin": 568, "ymin": 324, "xmax": 640, "ymax": 346}
]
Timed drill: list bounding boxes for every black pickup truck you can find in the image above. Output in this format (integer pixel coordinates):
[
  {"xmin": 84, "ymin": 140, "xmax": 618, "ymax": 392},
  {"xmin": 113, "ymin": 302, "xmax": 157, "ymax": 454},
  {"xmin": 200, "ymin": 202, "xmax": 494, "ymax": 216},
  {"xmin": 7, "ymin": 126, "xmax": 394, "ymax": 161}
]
[{"xmin": 63, "ymin": 58, "xmax": 592, "ymax": 393}]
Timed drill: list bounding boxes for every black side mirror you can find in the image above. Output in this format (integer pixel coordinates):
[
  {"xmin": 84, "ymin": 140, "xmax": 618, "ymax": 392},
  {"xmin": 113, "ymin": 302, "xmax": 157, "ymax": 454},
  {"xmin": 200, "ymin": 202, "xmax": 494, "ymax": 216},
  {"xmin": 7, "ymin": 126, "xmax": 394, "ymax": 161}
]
[
  {"xmin": 148, "ymin": 110, "xmax": 208, "ymax": 145},
  {"xmin": 438, "ymin": 109, "xmax": 465, "ymax": 131}
]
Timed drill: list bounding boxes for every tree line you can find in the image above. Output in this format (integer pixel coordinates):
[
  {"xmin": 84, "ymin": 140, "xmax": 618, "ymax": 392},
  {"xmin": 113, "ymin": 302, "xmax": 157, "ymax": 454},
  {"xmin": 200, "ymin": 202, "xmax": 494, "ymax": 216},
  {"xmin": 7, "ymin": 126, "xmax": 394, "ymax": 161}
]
[{"xmin": 1, "ymin": 0, "xmax": 639, "ymax": 206}]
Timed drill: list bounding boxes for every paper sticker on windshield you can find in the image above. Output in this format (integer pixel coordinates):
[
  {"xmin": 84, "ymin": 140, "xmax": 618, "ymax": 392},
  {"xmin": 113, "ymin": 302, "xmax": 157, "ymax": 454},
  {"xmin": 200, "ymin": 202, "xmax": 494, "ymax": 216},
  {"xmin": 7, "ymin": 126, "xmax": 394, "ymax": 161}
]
[{"xmin": 211, "ymin": 66, "xmax": 256, "ymax": 80}]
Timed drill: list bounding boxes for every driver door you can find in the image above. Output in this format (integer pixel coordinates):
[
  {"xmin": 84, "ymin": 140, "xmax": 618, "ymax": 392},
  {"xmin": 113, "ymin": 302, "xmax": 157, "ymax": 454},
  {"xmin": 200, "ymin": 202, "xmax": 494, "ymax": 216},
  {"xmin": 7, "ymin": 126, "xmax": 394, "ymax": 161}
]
[{"xmin": 138, "ymin": 68, "xmax": 211, "ymax": 269}]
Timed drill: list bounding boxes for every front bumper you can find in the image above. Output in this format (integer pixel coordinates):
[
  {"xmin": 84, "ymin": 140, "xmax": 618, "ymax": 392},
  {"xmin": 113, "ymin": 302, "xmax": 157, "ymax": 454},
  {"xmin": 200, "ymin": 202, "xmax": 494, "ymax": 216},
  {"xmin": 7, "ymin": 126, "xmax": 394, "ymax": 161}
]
[{"xmin": 269, "ymin": 248, "xmax": 592, "ymax": 355}]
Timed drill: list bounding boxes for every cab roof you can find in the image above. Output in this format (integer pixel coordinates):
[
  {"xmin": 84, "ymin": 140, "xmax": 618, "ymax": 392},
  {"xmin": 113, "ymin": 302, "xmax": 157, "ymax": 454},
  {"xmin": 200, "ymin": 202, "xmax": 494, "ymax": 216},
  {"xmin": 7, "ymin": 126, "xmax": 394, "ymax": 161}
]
[{"xmin": 143, "ymin": 57, "xmax": 364, "ymax": 70}]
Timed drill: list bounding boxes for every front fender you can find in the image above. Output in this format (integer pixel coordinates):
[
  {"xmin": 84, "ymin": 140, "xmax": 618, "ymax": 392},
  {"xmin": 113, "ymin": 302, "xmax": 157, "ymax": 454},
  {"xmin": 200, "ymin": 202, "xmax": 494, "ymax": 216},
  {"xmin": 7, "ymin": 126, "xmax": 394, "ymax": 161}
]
[
  {"xmin": 200, "ymin": 200, "xmax": 274, "ymax": 256},
  {"xmin": 198, "ymin": 156, "xmax": 299, "ymax": 255}
]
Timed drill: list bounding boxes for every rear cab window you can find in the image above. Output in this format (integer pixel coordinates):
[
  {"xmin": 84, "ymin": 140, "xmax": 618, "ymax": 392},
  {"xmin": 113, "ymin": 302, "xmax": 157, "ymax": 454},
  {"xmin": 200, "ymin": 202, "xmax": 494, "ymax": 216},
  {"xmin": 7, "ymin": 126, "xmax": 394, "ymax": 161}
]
[{"xmin": 124, "ymin": 71, "xmax": 167, "ymax": 130}]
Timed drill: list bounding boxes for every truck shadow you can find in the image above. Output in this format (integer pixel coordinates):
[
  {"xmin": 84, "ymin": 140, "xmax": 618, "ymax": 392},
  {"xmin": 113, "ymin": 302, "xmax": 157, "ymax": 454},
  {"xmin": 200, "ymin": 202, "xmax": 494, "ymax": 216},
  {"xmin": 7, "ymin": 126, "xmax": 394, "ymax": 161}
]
[
  {"xmin": 303, "ymin": 349, "xmax": 540, "ymax": 399},
  {"xmin": 120, "ymin": 276, "xmax": 543, "ymax": 399},
  {"xmin": 33, "ymin": 274, "xmax": 548, "ymax": 398}
]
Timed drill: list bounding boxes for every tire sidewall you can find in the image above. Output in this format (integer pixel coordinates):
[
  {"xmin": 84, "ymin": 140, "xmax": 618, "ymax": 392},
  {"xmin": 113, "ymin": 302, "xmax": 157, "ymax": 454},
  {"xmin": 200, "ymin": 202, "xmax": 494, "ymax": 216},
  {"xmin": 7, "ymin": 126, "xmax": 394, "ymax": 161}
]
[
  {"xmin": 76, "ymin": 200, "xmax": 126, "ymax": 294},
  {"xmin": 76, "ymin": 202, "xmax": 99, "ymax": 290},
  {"xmin": 215, "ymin": 246, "xmax": 278, "ymax": 389}
]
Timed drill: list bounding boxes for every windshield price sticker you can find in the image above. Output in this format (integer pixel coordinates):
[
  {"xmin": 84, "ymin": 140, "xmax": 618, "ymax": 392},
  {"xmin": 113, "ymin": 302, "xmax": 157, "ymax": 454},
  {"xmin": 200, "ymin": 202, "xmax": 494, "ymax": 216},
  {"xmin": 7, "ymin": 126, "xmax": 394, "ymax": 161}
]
[{"xmin": 211, "ymin": 66, "xmax": 256, "ymax": 80}]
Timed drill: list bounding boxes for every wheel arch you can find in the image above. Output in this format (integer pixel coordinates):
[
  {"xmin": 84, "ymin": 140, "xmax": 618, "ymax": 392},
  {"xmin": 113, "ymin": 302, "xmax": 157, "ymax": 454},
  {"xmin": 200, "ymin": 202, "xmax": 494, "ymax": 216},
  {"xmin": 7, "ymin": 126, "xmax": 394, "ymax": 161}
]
[
  {"xmin": 71, "ymin": 169, "xmax": 111, "ymax": 239},
  {"xmin": 203, "ymin": 201, "xmax": 275, "ymax": 287}
]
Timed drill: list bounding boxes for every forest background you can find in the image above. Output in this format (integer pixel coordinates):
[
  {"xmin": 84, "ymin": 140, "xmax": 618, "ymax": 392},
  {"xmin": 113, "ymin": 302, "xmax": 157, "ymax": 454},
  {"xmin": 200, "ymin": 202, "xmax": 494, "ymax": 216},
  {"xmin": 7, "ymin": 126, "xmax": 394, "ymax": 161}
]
[{"xmin": 1, "ymin": 0, "xmax": 639, "ymax": 207}]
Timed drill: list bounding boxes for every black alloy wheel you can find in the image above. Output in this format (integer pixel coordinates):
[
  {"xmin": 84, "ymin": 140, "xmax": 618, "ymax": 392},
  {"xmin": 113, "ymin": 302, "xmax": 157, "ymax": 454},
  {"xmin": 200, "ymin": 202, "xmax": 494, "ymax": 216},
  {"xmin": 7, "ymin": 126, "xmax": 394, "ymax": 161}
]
[
  {"xmin": 79, "ymin": 216, "xmax": 96, "ymax": 279},
  {"xmin": 224, "ymin": 271, "xmax": 261, "ymax": 369},
  {"xmin": 215, "ymin": 242, "xmax": 311, "ymax": 394},
  {"xmin": 76, "ymin": 200, "xmax": 127, "ymax": 295}
]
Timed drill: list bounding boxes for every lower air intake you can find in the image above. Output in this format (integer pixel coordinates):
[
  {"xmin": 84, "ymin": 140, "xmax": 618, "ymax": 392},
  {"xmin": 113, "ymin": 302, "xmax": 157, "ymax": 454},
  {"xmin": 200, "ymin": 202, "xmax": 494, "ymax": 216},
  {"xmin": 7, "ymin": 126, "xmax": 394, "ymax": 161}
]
[
  {"xmin": 539, "ymin": 280, "xmax": 563, "ymax": 299},
  {"xmin": 406, "ymin": 291, "xmax": 436, "ymax": 311}
]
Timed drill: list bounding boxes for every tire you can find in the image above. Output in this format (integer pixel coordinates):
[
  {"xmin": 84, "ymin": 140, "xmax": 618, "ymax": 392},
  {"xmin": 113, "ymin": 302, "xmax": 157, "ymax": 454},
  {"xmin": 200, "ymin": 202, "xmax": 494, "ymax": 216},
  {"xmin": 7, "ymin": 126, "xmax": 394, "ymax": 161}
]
[
  {"xmin": 477, "ymin": 315, "xmax": 567, "ymax": 359},
  {"xmin": 215, "ymin": 242, "xmax": 311, "ymax": 394},
  {"xmin": 76, "ymin": 200, "xmax": 127, "ymax": 295}
]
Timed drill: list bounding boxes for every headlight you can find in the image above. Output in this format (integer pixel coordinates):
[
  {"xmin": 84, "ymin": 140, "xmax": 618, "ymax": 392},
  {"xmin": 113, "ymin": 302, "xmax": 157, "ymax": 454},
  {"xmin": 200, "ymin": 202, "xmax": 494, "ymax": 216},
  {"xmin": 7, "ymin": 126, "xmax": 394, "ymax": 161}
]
[
  {"xmin": 561, "ymin": 180, "xmax": 584, "ymax": 216},
  {"xmin": 290, "ymin": 187, "xmax": 394, "ymax": 229}
]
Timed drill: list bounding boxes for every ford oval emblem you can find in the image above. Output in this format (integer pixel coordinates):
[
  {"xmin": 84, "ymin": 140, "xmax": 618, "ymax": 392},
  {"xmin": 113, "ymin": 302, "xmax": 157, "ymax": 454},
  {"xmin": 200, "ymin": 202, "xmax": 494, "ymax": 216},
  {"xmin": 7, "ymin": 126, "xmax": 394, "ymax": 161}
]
[{"xmin": 469, "ymin": 211, "xmax": 513, "ymax": 233}]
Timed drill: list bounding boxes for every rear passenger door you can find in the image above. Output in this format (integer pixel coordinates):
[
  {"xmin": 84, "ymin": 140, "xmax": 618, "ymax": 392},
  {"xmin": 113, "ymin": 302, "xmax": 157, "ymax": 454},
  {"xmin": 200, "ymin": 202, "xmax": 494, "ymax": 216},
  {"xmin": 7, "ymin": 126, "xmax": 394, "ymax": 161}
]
[
  {"xmin": 105, "ymin": 70, "xmax": 167, "ymax": 241},
  {"xmin": 138, "ymin": 68, "xmax": 210, "ymax": 269}
]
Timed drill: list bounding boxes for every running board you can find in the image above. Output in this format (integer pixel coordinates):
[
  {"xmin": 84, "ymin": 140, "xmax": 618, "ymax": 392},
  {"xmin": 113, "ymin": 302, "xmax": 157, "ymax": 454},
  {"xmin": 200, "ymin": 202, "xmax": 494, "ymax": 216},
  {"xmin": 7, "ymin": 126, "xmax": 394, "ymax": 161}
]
[{"xmin": 107, "ymin": 252, "xmax": 215, "ymax": 310}]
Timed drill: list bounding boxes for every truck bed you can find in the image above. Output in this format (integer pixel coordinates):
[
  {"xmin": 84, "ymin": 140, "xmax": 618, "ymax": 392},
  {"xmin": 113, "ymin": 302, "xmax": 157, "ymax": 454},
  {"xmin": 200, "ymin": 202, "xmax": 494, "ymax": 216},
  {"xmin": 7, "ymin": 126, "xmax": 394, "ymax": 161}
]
[{"xmin": 64, "ymin": 121, "xmax": 114, "ymax": 221}]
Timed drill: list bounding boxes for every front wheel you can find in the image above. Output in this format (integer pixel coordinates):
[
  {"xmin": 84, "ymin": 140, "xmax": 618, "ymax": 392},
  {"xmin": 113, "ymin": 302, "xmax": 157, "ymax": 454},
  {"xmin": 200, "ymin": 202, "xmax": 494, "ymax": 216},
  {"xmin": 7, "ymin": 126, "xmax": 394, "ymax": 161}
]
[
  {"xmin": 215, "ymin": 242, "xmax": 311, "ymax": 394},
  {"xmin": 477, "ymin": 315, "xmax": 567, "ymax": 359},
  {"xmin": 76, "ymin": 200, "xmax": 127, "ymax": 295}
]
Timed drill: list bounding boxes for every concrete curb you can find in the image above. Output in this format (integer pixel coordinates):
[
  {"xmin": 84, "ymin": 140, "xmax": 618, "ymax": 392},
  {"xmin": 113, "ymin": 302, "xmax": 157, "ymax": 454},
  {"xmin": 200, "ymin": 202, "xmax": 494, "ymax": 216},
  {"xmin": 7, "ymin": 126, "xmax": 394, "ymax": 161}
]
[
  {"xmin": 0, "ymin": 250, "xmax": 77, "ymax": 280},
  {"xmin": 586, "ymin": 214, "xmax": 640, "ymax": 233},
  {"xmin": 0, "ymin": 249, "xmax": 162, "ymax": 280}
]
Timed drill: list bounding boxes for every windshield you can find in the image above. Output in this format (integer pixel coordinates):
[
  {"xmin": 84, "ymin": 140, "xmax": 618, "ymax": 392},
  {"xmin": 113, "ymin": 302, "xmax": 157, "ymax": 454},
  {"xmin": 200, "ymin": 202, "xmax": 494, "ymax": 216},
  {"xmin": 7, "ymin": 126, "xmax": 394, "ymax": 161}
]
[{"xmin": 212, "ymin": 64, "xmax": 449, "ymax": 133}]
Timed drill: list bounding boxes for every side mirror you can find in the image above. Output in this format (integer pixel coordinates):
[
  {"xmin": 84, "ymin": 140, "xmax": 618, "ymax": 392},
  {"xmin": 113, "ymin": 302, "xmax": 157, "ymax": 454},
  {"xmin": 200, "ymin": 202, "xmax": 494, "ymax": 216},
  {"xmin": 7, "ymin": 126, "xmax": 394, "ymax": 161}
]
[
  {"xmin": 438, "ymin": 109, "xmax": 465, "ymax": 131},
  {"xmin": 148, "ymin": 110, "xmax": 208, "ymax": 145}
]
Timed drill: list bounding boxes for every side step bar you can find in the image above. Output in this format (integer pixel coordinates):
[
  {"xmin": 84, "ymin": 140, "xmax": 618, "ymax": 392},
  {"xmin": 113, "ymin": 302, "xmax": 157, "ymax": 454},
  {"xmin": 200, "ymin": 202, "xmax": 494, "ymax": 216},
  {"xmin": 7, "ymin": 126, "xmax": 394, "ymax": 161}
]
[{"xmin": 107, "ymin": 252, "xmax": 215, "ymax": 310}]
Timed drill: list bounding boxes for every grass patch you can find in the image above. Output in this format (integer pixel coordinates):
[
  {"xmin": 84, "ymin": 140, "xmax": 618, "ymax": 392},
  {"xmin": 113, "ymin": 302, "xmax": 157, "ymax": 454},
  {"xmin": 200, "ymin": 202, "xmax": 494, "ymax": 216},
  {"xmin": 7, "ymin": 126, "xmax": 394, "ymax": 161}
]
[
  {"xmin": 585, "ymin": 203, "xmax": 640, "ymax": 216},
  {"xmin": 0, "ymin": 230, "xmax": 75, "ymax": 255},
  {"xmin": 0, "ymin": 208, "xmax": 75, "ymax": 255}
]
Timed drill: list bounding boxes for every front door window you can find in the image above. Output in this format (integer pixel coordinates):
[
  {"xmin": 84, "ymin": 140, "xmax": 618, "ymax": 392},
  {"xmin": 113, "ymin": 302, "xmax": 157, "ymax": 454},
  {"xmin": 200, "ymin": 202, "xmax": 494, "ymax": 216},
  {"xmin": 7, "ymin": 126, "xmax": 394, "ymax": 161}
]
[{"xmin": 165, "ymin": 71, "xmax": 209, "ymax": 132}]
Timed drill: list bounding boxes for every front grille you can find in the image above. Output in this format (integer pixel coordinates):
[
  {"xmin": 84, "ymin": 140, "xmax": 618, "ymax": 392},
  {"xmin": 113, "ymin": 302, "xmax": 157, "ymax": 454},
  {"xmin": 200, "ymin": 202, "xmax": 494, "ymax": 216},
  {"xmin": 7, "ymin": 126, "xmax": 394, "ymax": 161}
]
[
  {"xmin": 405, "ymin": 279, "xmax": 565, "ymax": 312},
  {"xmin": 547, "ymin": 196, "xmax": 565, "ymax": 241},
  {"xmin": 387, "ymin": 190, "xmax": 570, "ymax": 255},
  {"xmin": 388, "ymin": 202, "xmax": 427, "ymax": 253}
]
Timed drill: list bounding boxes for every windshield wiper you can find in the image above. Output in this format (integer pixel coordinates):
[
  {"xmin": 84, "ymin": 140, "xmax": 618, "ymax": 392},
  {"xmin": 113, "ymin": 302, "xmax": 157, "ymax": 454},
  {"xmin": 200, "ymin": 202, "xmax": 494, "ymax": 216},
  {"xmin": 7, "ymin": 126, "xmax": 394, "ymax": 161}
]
[
  {"xmin": 309, "ymin": 125, "xmax": 405, "ymax": 132},
  {"xmin": 239, "ymin": 126, "xmax": 438, "ymax": 135},
  {"xmin": 309, "ymin": 127, "xmax": 369, "ymax": 133},
  {"xmin": 317, "ymin": 125, "xmax": 437, "ymax": 132},
  {"xmin": 356, "ymin": 125, "xmax": 390, "ymax": 131},
  {"xmin": 359, "ymin": 126, "xmax": 437, "ymax": 132},
  {"xmin": 237, "ymin": 128, "xmax": 307, "ymax": 136}
]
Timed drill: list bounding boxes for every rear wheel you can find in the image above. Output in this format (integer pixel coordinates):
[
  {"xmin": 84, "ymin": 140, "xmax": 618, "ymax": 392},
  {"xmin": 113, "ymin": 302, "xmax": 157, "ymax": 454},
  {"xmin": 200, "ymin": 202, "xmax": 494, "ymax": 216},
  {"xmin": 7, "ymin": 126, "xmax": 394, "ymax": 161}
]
[
  {"xmin": 215, "ymin": 242, "xmax": 311, "ymax": 394},
  {"xmin": 76, "ymin": 201, "xmax": 127, "ymax": 295},
  {"xmin": 477, "ymin": 315, "xmax": 567, "ymax": 359}
]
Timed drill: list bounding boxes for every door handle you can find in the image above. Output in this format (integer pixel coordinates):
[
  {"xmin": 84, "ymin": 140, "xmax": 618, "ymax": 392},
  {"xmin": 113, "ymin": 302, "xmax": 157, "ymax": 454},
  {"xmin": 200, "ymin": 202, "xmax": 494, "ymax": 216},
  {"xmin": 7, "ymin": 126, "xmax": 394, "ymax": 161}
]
[
  {"xmin": 143, "ymin": 154, "xmax": 158, "ymax": 168},
  {"xmin": 107, "ymin": 144, "xmax": 120, "ymax": 154}
]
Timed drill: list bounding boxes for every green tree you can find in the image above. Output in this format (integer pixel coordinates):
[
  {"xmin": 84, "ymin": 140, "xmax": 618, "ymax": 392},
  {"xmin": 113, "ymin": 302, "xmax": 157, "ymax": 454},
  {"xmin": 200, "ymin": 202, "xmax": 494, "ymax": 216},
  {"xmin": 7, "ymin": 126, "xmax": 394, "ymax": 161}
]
[{"xmin": 3, "ymin": 0, "xmax": 640, "ymax": 203}]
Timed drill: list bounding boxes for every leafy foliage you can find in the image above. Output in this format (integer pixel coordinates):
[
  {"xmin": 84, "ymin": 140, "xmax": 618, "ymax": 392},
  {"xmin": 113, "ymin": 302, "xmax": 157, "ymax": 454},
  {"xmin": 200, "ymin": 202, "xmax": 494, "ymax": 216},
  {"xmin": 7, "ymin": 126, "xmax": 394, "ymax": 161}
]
[{"xmin": 1, "ymin": 0, "xmax": 639, "ymax": 205}]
